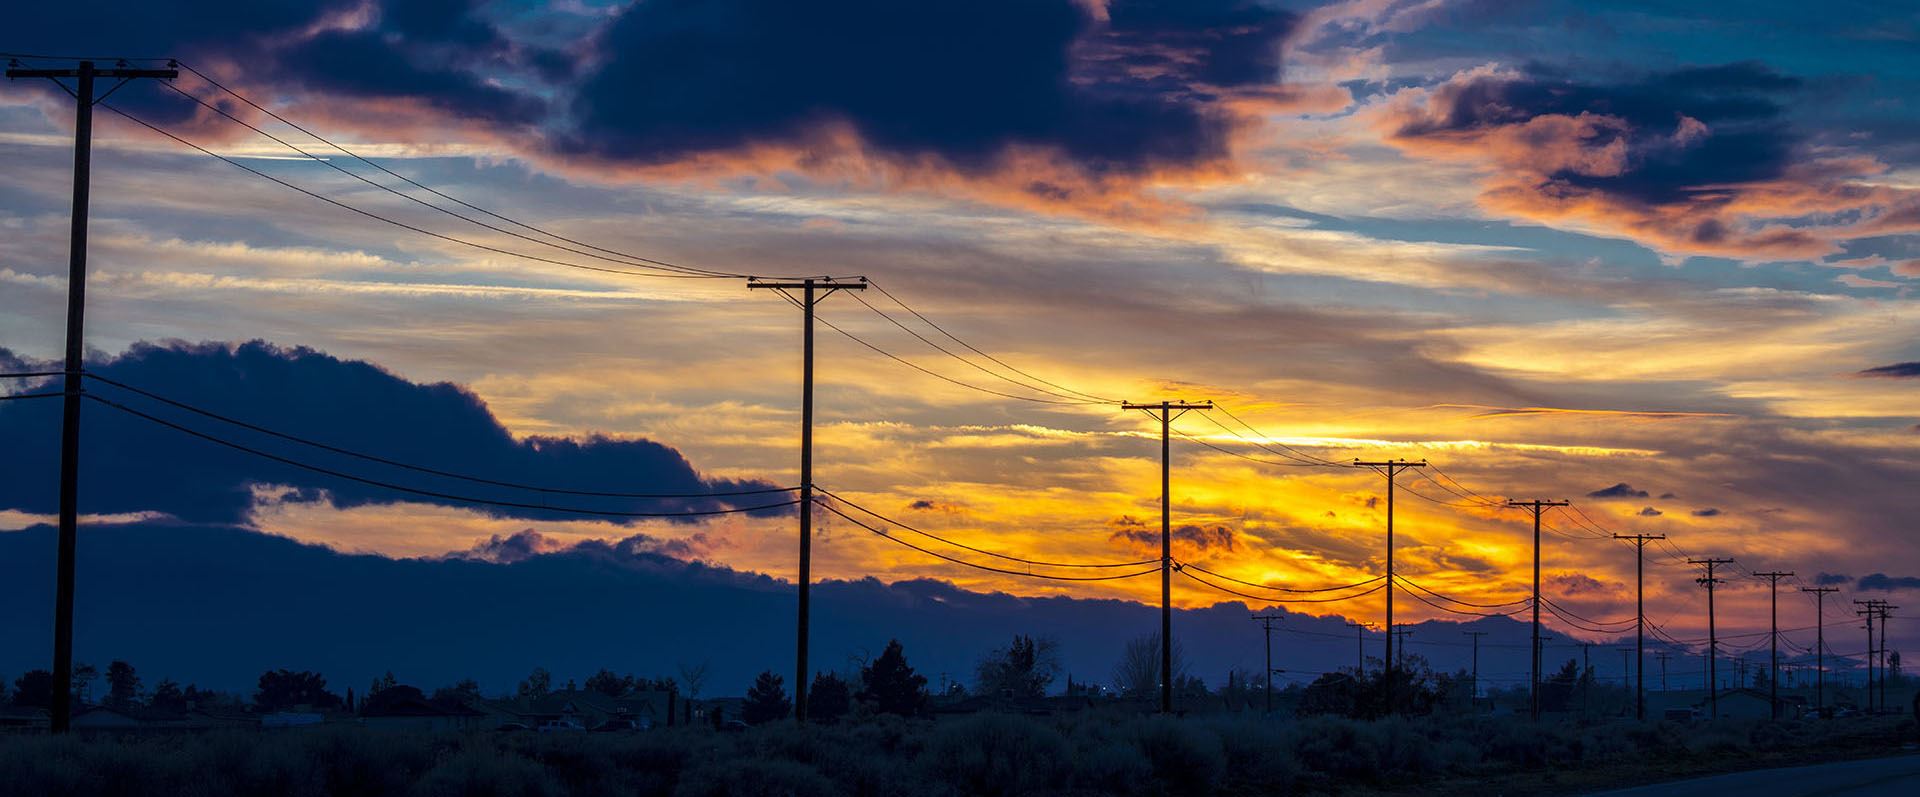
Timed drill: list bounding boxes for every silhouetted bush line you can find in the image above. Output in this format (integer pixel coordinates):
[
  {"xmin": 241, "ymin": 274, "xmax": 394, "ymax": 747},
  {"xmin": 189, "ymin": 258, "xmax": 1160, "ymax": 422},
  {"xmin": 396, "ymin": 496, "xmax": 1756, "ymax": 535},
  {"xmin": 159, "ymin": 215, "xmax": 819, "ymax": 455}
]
[{"xmin": 0, "ymin": 712, "xmax": 1910, "ymax": 796}]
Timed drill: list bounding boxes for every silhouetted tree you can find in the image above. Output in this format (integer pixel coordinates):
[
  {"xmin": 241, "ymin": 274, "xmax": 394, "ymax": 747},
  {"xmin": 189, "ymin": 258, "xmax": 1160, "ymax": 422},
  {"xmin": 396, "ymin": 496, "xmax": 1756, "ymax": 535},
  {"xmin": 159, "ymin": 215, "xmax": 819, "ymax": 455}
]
[
  {"xmin": 1539, "ymin": 659, "xmax": 1580, "ymax": 713},
  {"xmin": 975, "ymin": 634, "xmax": 1060, "ymax": 699},
  {"xmin": 11, "ymin": 670, "xmax": 53, "ymax": 708},
  {"xmin": 1113, "ymin": 632, "xmax": 1188, "ymax": 698},
  {"xmin": 432, "ymin": 678, "xmax": 483, "ymax": 704},
  {"xmin": 71, "ymin": 662, "xmax": 97, "ymax": 705},
  {"xmin": 369, "ymin": 671, "xmax": 398, "ymax": 697},
  {"xmin": 254, "ymin": 669, "xmax": 343, "ymax": 712},
  {"xmin": 860, "ymin": 639, "xmax": 929, "ymax": 717},
  {"xmin": 149, "ymin": 679, "xmax": 187, "ymax": 713},
  {"xmin": 585, "ymin": 669, "xmax": 631, "ymax": 697},
  {"xmin": 678, "ymin": 661, "xmax": 710, "ymax": 700},
  {"xmin": 359, "ymin": 684, "xmax": 426, "ymax": 715},
  {"xmin": 105, "ymin": 660, "xmax": 141, "ymax": 708},
  {"xmin": 742, "ymin": 671, "xmax": 791, "ymax": 724},
  {"xmin": 518, "ymin": 667, "xmax": 552, "ymax": 699},
  {"xmin": 809, "ymin": 672, "xmax": 852, "ymax": 723}
]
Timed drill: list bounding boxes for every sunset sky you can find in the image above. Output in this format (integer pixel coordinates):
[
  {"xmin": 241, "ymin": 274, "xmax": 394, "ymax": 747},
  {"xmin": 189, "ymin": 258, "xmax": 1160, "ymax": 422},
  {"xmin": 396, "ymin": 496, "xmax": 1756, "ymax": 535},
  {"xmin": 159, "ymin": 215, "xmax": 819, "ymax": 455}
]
[{"xmin": 3, "ymin": 1, "xmax": 1918, "ymax": 660}]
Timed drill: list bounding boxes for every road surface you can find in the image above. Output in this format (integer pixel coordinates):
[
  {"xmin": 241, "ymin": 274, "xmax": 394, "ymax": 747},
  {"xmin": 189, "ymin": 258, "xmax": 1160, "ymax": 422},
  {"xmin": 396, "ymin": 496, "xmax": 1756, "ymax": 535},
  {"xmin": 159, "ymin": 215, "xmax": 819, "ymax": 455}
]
[{"xmin": 1589, "ymin": 754, "xmax": 1920, "ymax": 796}]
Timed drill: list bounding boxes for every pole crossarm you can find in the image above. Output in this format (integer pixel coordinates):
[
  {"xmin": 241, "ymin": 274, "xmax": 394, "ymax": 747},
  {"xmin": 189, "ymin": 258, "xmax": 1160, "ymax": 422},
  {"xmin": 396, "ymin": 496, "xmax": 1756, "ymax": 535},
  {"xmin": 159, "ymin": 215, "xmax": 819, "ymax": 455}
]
[{"xmin": 1253, "ymin": 614, "xmax": 1281, "ymax": 715}]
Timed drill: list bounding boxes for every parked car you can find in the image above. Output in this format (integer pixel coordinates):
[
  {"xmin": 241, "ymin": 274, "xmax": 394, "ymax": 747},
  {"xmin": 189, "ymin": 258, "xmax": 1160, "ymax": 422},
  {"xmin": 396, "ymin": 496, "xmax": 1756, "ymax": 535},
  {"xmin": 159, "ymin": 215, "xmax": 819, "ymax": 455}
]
[{"xmin": 536, "ymin": 718, "xmax": 585, "ymax": 733}]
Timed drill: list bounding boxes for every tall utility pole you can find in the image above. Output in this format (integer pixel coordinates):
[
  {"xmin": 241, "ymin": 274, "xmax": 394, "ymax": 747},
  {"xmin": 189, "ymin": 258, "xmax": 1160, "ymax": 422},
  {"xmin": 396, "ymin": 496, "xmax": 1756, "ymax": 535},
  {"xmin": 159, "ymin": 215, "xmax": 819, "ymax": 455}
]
[
  {"xmin": 748, "ymin": 275, "xmax": 865, "ymax": 721},
  {"xmin": 1391, "ymin": 625, "xmax": 1414, "ymax": 669},
  {"xmin": 1691, "ymin": 558, "xmax": 1733, "ymax": 719},
  {"xmin": 1355, "ymin": 459, "xmax": 1426, "ymax": 679},
  {"xmin": 1615, "ymin": 533, "xmax": 1664, "ymax": 720},
  {"xmin": 1854, "ymin": 600, "xmax": 1894, "ymax": 714},
  {"xmin": 1122, "ymin": 400, "xmax": 1210, "ymax": 714},
  {"xmin": 1464, "ymin": 631, "xmax": 1487, "ymax": 704},
  {"xmin": 1656, "ymin": 651, "xmax": 1669, "ymax": 692},
  {"xmin": 1754, "ymin": 571, "xmax": 1794, "ymax": 718},
  {"xmin": 5, "ymin": 58, "xmax": 178, "ymax": 734},
  {"xmin": 1579, "ymin": 642, "xmax": 1593, "ymax": 716},
  {"xmin": 1345, "ymin": 621, "xmax": 1368, "ymax": 675},
  {"xmin": 1252, "ymin": 614, "xmax": 1281, "ymax": 715},
  {"xmin": 1511, "ymin": 499, "xmax": 1569, "ymax": 720}
]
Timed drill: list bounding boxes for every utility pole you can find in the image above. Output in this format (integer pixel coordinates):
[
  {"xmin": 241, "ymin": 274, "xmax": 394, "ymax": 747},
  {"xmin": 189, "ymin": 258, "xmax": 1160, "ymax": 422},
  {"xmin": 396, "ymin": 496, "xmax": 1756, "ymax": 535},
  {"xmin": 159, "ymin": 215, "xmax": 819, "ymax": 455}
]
[
  {"xmin": 1614, "ymin": 533, "xmax": 1664, "ymax": 721},
  {"xmin": 1511, "ymin": 499, "xmax": 1569, "ymax": 720},
  {"xmin": 1691, "ymin": 558, "xmax": 1733, "ymax": 719},
  {"xmin": 1754, "ymin": 571, "xmax": 1793, "ymax": 718},
  {"xmin": 1854, "ymin": 600, "xmax": 1894, "ymax": 714},
  {"xmin": 6, "ymin": 58, "xmax": 178, "ymax": 734},
  {"xmin": 1878, "ymin": 606, "xmax": 1894, "ymax": 713},
  {"xmin": 1856, "ymin": 602, "xmax": 1877, "ymax": 713},
  {"xmin": 1345, "ymin": 621, "xmax": 1368, "ymax": 675},
  {"xmin": 1802, "ymin": 587, "xmax": 1837, "ymax": 714},
  {"xmin": 748, "ymin": 275, "xmax": 865, "ymax": 721},
  {"xmin": 1355, "ymin": 459, "xmax": 1426, "ymax": 680},
  {"xmin": 1579, "ymin": 642, "xmax": 1592, "ymax": 716},
  {"xmin": 1656, "ymin": 651, "xmax": 1669, "ymax": 692},
  {"xmin": 1253, "ymin": 614, "xmax": 1281, "ymax": 715},
  {"xmin": 1391, "ymin": 625, "xmax": 1414, "ymax": 669},
  {"xmin": 1123, "ymin": 399, "xmax": 1210, "ymax": 714},
  {"xmin": 1464, "ymin": 631, "xmax": 1487, "ymax": 704}
]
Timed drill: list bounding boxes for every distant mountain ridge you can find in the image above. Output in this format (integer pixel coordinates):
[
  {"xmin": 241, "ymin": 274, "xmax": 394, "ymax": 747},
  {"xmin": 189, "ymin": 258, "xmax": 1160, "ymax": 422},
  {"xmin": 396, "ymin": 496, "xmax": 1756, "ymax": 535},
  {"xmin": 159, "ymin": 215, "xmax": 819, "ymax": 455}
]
[{"xmin": 0, "ymin": 520, "xmax": 1614, "ymax": 699}]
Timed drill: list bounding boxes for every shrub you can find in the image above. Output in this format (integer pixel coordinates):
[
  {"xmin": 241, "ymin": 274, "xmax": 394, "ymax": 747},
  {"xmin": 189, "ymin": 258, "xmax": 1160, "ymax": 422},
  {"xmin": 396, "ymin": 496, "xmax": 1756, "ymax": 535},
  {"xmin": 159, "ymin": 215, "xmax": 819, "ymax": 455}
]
[{"xmin": 920, "ymin": 714, "xmax": 1070, "ymax": 796}]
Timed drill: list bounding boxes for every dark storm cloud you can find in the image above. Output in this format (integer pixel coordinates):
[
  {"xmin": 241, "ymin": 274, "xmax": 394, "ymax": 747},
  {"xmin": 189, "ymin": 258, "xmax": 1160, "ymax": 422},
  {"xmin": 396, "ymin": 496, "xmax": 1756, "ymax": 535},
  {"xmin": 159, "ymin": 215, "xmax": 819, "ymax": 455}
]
[
  {"xmin": 0, "ymin": 341, "xmax": 780, "ymax": 525},
  {"xmin": 1858, "ymin": 362, "xmax": 1920, "ymax": 378},
  {"xmin": 1857, "ymin": 573, "xmax": 1920, "ymax": 591},
  {"xmin": 1691, "ymin": 507, "xmax": 1722, "ymax": 517},
  {"xmin": 1393, "ymin": 61, "xmax": 1800, "ymax": 206},
  {"xmin": 7, "ymin": 1, "xmax": 546, "ymax": 124},
  {"xmin": 1815, "ymin": 573, "xmax": 1851, "ymax": 586},
  {"xmin": 1635, "ymin": 506, "xmax": 1662, "ymax": 517},
  {"xmin": 562, "ymin": 0, "xmax": 1294, "ymax": 173},
  {"xmin": 1107, "ymin": 518, "xmax": 1236, "ymax": 553},
  {"xmin": 1587, "ymin": 482, "xmax": 1649, "ymax": 498}
]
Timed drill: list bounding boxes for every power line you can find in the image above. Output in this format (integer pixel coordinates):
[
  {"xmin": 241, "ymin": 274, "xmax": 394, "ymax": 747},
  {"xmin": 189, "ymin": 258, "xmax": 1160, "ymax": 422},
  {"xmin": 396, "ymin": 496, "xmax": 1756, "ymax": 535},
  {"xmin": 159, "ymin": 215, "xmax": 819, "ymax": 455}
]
[
  {"xmin": 1177, "ymin": 567, "xmax": 1390, "ymax": 604},
  {"xmin": 96, "ymin": 101, "xmax": 754, "ymax": 282},
  {"xmin": 0, "ymin": 371, "xmax": 67, "ymax": 379},
  {"xmin": 816, "ymin": 501, "xmax": 1160, "ymax": 582},
  {"xmin": 0, "ymin": 392, "xmax": 63, "ymax": 402},
  {"xmin": 85, "ymin": 393, "xmax": 799, "ymax": 518},
  {"xmin": 166, "ymin": 62, "xmax": 798, "ymax": 281},
  {"xmin": 846, "ymin": 291, "xmax": 1106, "ymax": 405},
  {"xmin": 83, "ymin": 372, "xmax": 796, "ymax": 498},
  {"xmin": 1176, "ymin": 561, "xmax": 1385, "ymax": 594},
  {"xmin": 1393, "ymin": 573, "xmax": 1531, "ymax": 608},
  {"xmin": 865, "ymin": 280, "xmax": 1119, "ymax": 404},
  {"xmin": 810, "ymin": 312, "xmax": 1096, "ymax": 405},
  {"xmin": 816, "ymin": 488, "xmax": 1156, "ymax": 569}
]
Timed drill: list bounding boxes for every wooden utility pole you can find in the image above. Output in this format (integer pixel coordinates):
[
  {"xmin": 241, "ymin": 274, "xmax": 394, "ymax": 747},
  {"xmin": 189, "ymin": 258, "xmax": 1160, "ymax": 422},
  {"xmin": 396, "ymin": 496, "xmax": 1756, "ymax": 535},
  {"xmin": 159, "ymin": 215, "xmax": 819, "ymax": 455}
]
[
  {"xmin": 1123, "ymin": 399, "xmax": 1210, "ymax": 714},
  {"xmin": 1511, "ymin": 499, "xmax": 1569, "ymax": 719},
  {"xmin": 1615, "ymin": 533, "xmax": 1664, "ymax": 720},
  {"xmin": 1464, "ymin": 631, "xmax": 1487, "ymax": 705},
  {"xmin": 1391, "ymin": 625, "xmax": 1414, "ymax": 669},
  {"xmin": 1355, "ymin": 459, "xmax": 1426, "ymax": 680},
  {"xmin": 1345, "ymin": 621, "xmax": 1368, "ymax": 675},
  {"xmin": 1656, "ymin": 651, "xmax": 1669, "ymax": 692},
  {"xmin": 1253, "ymin": 614, "xmax": 1281, "ymax": 715},
  {"xmin": 1691, "ymin": 558, "xmax": 1734, "ymax": 719},
  {"xmin": 1754, "ymin": 571, "xmax": 1793, "ymax": 718},
  {"xmin": 748, "ymin": 276, "xmax": 865, "ymax": 721},
  {"xmin": 6, "ymin": 58, "xmax": 178, "ymax": 734}
]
